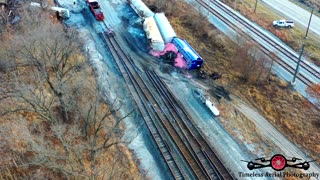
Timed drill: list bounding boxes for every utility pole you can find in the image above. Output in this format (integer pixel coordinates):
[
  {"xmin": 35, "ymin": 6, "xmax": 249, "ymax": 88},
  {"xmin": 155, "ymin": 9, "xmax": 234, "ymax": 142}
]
[
  {"xmin": 305, "ymin": 8, "xmax": 314, "ymax": 38},
  {"xmin": 291, "ymin": 44, "xmax": 305, "ymax": 85},
  {"xmin": 254, "ymin": 0, "xmax": 258, "ymax": 13}
]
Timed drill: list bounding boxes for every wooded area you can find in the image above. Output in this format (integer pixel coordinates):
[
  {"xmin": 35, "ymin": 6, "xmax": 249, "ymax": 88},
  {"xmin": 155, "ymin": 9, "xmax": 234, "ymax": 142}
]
[{"xmin": 0, "ymin": 6, "xmax": 140, "ymax": 179}]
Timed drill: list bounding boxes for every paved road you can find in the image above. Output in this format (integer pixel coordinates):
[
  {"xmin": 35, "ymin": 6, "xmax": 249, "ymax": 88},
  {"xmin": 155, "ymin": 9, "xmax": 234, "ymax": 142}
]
[{"xmin": 262, "ymin": 0, "xmax": 320, "ymax": 37}]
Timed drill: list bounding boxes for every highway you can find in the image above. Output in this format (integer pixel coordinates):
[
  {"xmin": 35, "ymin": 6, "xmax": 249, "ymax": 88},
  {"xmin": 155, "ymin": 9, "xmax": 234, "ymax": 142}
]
[{"xmin": 262, "ymin": 0, "xmax": 320, "ymax": 37}]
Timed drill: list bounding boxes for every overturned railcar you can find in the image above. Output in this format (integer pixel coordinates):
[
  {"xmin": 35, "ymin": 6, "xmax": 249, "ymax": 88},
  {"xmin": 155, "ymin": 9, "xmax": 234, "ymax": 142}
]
[
  {"xmin": 143, "ymin": 17, "xmax": 165, "ymax": 51},
  {"xmin": 172, "ymin": 37, "xmax": 204, "ymax": 70},
  {"xmin": 129, "ymin": 0, "xmax": 154, "ymax": 18},
  {"xmin": 154, "ymin": 13, "xmax": 177, "ymax": 43}
]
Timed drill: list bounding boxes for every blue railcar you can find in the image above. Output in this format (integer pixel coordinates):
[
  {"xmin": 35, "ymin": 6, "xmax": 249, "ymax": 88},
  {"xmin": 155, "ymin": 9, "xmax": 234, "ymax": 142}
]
[{"xmin": 172, "ymin": 37, "xmax": 204, "ymax": 70}]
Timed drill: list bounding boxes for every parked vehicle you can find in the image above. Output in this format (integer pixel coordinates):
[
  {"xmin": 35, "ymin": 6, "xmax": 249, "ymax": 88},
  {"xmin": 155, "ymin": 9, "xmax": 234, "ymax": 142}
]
[
  {"xmin": 273, "ymin": 20, "xmax": 294, "ymax": 28},
  {"xmin": 86, "ymin": 0, "xmax": 104, "ymax": 21},
  {"xmin": 172, "ymin": 37, "xmax": 204, "ymax": 70}
]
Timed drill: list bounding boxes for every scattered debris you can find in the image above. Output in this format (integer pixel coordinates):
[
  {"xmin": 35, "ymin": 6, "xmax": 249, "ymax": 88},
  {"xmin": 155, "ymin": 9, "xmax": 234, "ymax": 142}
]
[
  {"xmin": 106, "ymin": 27, "xmax": 115, "ymax": 37},
  {"xmin": 210, "ymin": 72, "xmax": 222, "ymax": 80},
  {"xmin": 160, "ymin": 51, "xmax": 177, "ymax": 65},
  {"xmin": 211, "ymin": 85, "xmax": 231, "ymax": 102},
  {"xmin": 194, "ymin": 88, "xmax": 220, "ymax": 116},
  {"xmin": 198, "ymin": 70, "xmax": 206, "ymax": 79}
]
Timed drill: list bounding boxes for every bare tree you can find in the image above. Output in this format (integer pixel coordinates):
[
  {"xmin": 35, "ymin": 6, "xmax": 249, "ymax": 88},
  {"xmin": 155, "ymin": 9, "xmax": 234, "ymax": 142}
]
[
  {"xmin": 0, "ymin": 98, "xmax": 135, "ymax": 179},
  {"xmin": 75, "ymin": 91, "xmax": 135, "ymax": 179},
  {"xmin": 231, "ymin": 38, "xmax": 273, "ymax": 84},
  {"xmin": 1, "ymin": 21, "xmax": 85, "ymax": 123},
  {"xmin": 0, "ymin": 12, "xmax": 141, "ymax": 179}
]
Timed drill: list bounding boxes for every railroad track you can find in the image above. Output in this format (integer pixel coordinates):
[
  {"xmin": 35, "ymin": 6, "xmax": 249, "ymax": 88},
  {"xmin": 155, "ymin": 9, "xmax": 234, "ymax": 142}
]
[
  {"xmin": 146, "ymin": 70, "xmax": 234, "ymax": 180},
  {"xmin": 102, "ymin": 32, "xmax": 202, "ymax": 179},
  {"xmin": 98, "ymin": 22, "xmax": 185, "ymax": 179},
  {"xmin": 98, "ymin": 22, "xmax": 203, "ymax": 179},
  {"xmin": 98, "ymin": 21, "xmax": 234, "ymax": 179},
  {"xmin": 196, "ymin": 0, "xmax": 320, "ymax": 85}
]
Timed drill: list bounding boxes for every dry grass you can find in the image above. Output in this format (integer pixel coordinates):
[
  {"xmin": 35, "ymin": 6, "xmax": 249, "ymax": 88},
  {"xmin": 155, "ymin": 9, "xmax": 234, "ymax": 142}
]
[{"xmin": 218, "ymin": 98, "xmax": 277, "ymax": 156}]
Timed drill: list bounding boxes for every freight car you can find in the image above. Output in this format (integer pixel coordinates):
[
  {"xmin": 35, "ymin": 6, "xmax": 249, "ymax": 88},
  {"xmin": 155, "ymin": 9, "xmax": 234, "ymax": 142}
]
[
  {"xmin": 143, "ymin": 17, "xmax": 165, "ymax": 51},
  {"xmin": 128, "ymin": 0, "xmax": 154, "ymax": 18},
  {"xmin": 86, "ymin": 0, "xmax": 104, "ymax": 21},
  {"xmin": 154, "ymin": 13, "xmax": 176, "ymax": 43},
  {"xmin": 172, "ymin": 37, "xmax": 203, "ymax": 70}
]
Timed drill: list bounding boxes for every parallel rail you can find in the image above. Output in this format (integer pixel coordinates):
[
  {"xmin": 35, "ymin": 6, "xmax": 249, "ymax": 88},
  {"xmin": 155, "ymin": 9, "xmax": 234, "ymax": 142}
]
[
  {"xmin": 196, "ymin": 0, "xmax": 320, "ymax": 85},
  {"xmin": 99, "ymin": 23, "xmax": 208, "ymax": 179},
  {"xmin": 98, "ymin": 21, "xmax": 234, "ymax": 179},
  {"xmin": 104, "ymin": 33, "xmax": 203, "ymax": 179},
  {"xmin": 147, "ymin": 70, "xmax": 234, "ymax": 179},
  {"xmin": 98, "ymin": 23, "xmax": 185, "ymax": 179}
]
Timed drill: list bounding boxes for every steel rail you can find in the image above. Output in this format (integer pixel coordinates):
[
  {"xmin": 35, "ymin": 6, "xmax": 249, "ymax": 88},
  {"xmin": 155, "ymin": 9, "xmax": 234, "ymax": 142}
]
[
  {"xmin": 195, "ymin": 0, "xmax": 318, "ymax": 85},
  {"xmin": 147, "ymin": 70, "xmax": 235, "ymax": 180}
]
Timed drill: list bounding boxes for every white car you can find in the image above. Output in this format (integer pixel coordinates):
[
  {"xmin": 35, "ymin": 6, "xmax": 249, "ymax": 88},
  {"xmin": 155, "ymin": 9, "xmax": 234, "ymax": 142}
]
[{"xmin": 273, "ymin": 20, "xmax": 294, "ymax": 28}]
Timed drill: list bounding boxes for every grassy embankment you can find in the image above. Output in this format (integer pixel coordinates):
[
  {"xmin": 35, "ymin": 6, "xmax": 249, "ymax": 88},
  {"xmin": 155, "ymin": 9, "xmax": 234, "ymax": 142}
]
[{"xmin": 144, "ymin": 0, "xmax": 320, "ymax": 163}]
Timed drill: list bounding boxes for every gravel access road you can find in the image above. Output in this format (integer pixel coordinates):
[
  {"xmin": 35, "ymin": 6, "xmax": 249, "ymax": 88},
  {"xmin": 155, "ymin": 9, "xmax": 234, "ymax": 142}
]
[{"xmin": 235, "ymin": 101, "xmax": 320, "ymax": 175}]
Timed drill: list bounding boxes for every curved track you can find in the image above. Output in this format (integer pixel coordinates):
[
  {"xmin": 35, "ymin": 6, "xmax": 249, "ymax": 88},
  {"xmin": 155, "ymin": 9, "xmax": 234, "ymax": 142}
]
[
  {"xmin": 196, "ymin": 0, "xmax": 320, "ymax": 85},
  {"xmin": 98, "ymin": 21, "xmax": 234, "ymax": 179}
]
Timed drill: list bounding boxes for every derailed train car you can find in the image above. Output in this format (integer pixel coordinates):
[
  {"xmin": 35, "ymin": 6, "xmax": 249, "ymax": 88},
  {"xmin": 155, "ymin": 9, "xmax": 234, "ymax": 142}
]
[
  {"xmin": 129, "ymin": 0, "xmax": 154, "ymax": 18},
  {"xmin": 172, "ymin": 37, "xmax": 204, "ymax": 70},
  {"xmin": 143, "ymin": 17, "xmax": 165, "ymax": 51},
  {"xmin": 154, "ymin": 13, "xmax": 177, "ymax": 43}
]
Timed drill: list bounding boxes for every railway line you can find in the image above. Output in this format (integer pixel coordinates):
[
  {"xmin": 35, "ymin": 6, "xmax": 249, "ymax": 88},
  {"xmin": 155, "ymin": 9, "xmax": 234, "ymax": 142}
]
[
  {"xmin": 98, "ymin": 21, "xmax": 234, "ymax": 179},
  {"xmin": 146, "ymin": 70, "xmax": 234, "ymax": 179},
  {"xmin": 98, "ymin": 23, "xmax": 185, "ymax": 180},
  {"xmin": 196, "ymin": 0, "xmax": 320, "ymax": 85}
]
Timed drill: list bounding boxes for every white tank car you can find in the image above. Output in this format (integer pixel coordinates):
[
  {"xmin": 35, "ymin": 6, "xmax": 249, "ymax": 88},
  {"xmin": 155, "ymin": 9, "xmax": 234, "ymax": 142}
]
[
  {"xmin": 129, "ymin": 0, "xmax": 154, "ymax": 18},
  {"xmin": 154, "ymin": 13, "xmax": 177, "ymax": 43},
  {"xmin": 143, "ymin": 17, "xmax": 165, "ymax": 51}
]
